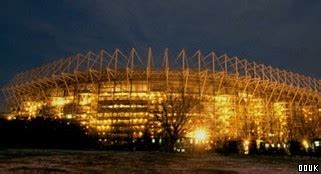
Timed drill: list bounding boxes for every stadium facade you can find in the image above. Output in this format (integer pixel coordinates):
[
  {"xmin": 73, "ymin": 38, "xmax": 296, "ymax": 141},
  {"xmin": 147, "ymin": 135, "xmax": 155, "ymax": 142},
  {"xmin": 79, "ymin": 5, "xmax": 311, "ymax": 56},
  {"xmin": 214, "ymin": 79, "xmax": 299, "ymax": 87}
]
[{"xmin": 2, "ymin": 48, "xmax": 321, "ymax": 146}]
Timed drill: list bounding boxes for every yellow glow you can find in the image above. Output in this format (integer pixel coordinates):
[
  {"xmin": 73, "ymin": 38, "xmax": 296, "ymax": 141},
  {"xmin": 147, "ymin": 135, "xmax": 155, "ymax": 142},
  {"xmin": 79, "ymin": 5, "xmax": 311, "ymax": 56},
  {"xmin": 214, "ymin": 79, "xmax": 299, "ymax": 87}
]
[
  {"xmin": 21, "ymin": 101, "xmax": 43, "ymax": 116},
  {"xmin": 302, "ymin": 140, "xmax": 309, "ymax": 149},
  {"xmin": 214, "ymin": 95, "xmax": 236, "ymax": 138},
  {"xmin": 193, "ymin": 129, "xmax": 208, "ymax": 141},
  {"xmin": 6, "ymin": 116, "xmax": 13, "ymax": 120},
  {"xmin": 79, "ymin": 93, "xmax": 94, "ymax": 105},
  {"xmin": 52, "ymin": 97, "xmax": 66, "ymax": 106},
  {"xmin": 244, "ymin": 140, "xmax": 250, "ymax": 146},
  {"xmin": 273, "ymin": 102, "xmax": 288, "ymax": 140},
  {"xmin": 243, "ymin": 139, "xmax": 250, "ymax": 155},
  {"xmin": 66, "ymin": 114, "xmax": 73, "ymax": 119}
]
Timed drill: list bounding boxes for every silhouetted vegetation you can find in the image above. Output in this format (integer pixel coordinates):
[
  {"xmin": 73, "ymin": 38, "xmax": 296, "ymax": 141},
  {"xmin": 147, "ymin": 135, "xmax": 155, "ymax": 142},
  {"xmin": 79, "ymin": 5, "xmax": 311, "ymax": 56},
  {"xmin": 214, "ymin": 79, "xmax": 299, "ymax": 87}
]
[
  {"xmin": 154, "ymin": 89, "xmax": 200, "ymax": 152},
  {"xmin": 1, "ymin": 116, "xmax": 320, "ymax": 157},
  {"xmin": 213, "ymin": 139, "xmax": 321, "ymax": 157},
  {"xmin": 0, "ymin": 117, "xmax": 99, "ymax": 149}
]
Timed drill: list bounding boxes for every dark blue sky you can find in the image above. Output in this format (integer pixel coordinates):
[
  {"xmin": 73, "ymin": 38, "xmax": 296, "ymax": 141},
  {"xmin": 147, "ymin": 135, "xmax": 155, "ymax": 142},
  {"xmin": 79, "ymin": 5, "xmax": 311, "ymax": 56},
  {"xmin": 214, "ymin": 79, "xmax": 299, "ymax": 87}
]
[{"xmin": 1, "ymin": 0, "xmax": 321, "ymax": 106}]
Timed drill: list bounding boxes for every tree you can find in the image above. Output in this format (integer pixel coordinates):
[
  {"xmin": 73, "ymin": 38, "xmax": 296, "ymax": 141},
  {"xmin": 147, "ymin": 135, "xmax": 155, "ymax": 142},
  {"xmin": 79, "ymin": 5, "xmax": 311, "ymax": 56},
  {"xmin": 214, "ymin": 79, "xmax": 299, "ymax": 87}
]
[{"xmin": 154, "ymin": 89, "xmax": 200, "ymax": 152}]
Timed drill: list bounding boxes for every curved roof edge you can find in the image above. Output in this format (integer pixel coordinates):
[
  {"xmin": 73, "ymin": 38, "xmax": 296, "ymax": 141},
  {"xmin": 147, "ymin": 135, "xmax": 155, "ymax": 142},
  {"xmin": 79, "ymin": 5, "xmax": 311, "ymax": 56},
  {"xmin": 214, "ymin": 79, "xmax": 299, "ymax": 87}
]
[{"xmin": 3, "ymin": 48, "xmax": 321, "ymax": 93}]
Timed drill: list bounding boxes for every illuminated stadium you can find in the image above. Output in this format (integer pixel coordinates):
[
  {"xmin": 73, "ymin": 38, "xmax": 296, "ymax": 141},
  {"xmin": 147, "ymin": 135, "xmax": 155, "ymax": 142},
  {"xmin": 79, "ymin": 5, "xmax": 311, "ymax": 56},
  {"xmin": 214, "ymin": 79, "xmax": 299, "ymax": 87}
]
[{"xmin": 2, "ymin": 48, "xmax": 321, "ymax": 147}]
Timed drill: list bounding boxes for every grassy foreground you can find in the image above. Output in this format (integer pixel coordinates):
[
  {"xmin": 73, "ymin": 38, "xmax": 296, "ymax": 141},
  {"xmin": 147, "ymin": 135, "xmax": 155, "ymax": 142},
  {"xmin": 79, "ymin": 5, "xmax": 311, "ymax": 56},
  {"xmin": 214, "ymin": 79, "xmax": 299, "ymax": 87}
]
[{"xmin": 0, "ymin": 149, "xmax": 319, "ymax": 173}]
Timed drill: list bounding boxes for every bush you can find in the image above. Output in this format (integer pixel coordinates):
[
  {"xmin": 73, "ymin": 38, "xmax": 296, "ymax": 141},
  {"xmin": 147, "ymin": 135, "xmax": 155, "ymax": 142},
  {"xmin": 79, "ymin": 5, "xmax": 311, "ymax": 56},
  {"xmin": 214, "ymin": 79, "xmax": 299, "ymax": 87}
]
[
  {"xmin": 214, "ymin": 140, "xmax": 242, "ymax": 155},
  {"xmin": 0, "ymin": 117, "xmax": 99, "ymax": 149},
  {"xmin": 288, "ymin": 140, "xmax": 306, "ymax": 156}
]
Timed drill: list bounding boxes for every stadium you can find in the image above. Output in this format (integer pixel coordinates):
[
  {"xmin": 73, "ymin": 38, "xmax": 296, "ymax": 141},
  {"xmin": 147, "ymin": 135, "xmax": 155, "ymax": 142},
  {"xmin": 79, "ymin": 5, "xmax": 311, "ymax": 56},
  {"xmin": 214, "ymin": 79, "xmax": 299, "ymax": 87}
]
[{"xmin": 2, "ymin": 48, "xmax": 321, "ymax": 149}]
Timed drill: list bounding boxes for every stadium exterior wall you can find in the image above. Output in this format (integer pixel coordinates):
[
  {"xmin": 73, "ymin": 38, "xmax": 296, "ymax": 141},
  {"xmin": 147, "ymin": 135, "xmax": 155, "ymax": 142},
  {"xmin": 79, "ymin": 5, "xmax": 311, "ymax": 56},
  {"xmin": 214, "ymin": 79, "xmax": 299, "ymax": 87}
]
[{"xmin": 2, "ymin": 48, "xmax": 321, "ymax": 146}]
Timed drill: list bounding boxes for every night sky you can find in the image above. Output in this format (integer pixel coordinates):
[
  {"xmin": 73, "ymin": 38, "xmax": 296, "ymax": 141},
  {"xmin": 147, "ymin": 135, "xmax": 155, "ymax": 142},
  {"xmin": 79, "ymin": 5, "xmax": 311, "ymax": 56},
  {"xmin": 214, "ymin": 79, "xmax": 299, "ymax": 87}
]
[{"xmin": 1, "ymin": 0, "xmax": 321, "ymax": 110}]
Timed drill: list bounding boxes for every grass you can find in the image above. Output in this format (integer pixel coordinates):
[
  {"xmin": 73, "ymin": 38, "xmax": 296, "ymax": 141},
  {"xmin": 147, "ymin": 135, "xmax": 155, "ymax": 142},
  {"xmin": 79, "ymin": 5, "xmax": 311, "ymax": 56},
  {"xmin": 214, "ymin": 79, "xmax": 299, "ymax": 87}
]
[{"xmin": 0, "ymin": 149, "xmax": 319, "ymax": 173}]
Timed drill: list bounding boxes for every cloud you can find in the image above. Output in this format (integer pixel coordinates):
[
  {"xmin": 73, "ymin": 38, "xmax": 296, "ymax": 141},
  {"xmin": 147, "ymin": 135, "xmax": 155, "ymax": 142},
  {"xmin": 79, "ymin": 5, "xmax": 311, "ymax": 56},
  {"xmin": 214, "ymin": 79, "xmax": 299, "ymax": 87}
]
[
  {"xmin": 1, "ymin": 0, "xmax": 321, "ymax": 80},
  {"xmin": 1, "ymin": 0, "xmax": 321, "ymax": 111}
]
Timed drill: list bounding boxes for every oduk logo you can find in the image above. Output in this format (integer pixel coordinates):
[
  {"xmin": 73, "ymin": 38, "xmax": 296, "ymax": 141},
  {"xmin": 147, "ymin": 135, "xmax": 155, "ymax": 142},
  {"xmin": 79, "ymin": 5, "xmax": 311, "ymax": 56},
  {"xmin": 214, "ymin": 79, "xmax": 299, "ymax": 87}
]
[{"xmin": 298, "ymin": 164, "xmax": 319, "ymax": 172}]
